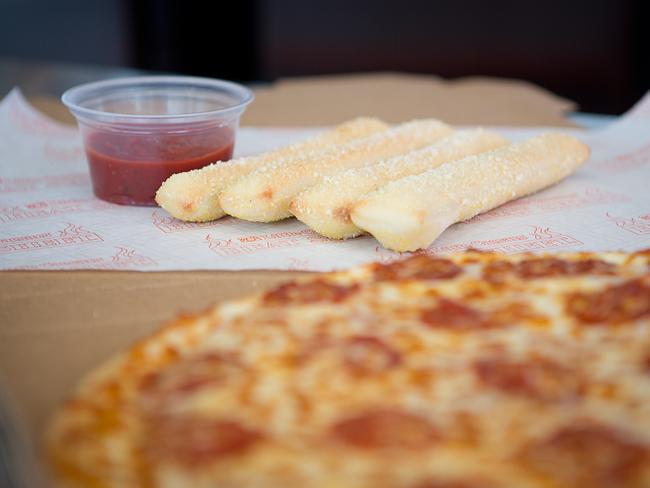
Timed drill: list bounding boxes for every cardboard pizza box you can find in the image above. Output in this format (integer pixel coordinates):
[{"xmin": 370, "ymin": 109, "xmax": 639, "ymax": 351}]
[{"xmin": 0, "ymin": 73, "xmax": 575, "ymax": 460}]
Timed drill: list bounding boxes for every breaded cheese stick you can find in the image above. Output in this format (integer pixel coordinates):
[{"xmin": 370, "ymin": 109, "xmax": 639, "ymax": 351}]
[
  {"xmin": 155, "ymin": 117, "xmax": 388, "ymax": 222},
  {"xmin": 351, "ymin": 133, "xmax": 589, "ymax": 252},
  {"xmin": 290, "ymin": 129, "xmax": 508, "ymax": 239},
  {"xmin": 219, "ymin": 119, "xmax": 452, "ymax": 222}
]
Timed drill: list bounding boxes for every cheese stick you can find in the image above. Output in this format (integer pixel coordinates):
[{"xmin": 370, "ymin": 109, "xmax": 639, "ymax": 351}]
[
  {"xmin": 155, "ymin": 117, "xmax": 388, "ymax": 222},
  {"xmin": 351, "ymin": 133, "xmax": 589, "ymax": 252},
  {"xmin": 219, "ymin": 120, "xmax": 452, "ymax": 222},
  {"xmin": 290, "ymin": 129, "xmax": 508, "ymax": 239}
]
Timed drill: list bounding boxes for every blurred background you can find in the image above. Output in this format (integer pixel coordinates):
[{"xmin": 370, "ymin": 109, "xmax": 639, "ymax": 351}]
[{"xmin": 0, "ymin": 0, "xmax": 648, "ymax": 114}]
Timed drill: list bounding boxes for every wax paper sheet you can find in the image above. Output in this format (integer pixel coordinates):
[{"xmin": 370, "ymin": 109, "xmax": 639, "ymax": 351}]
[{"xmin": 1, "ymin": 88, "xmax": 649, "ymax": 271}]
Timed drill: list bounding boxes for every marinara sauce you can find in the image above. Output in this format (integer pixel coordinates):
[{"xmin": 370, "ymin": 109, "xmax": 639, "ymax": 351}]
[{"xmin": 84, "ymin": 125, "xmax": 234, "ymax": 206}]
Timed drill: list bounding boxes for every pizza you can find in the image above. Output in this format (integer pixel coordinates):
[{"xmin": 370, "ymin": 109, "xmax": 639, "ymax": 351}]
[{"xmin": 46, "ymin": 250, "xmax": 650, "ymax": 488}]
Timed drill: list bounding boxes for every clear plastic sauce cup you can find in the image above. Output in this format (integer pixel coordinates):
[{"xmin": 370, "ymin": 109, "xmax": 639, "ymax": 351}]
[{"xmin": 62, "ymin": 76, "xmax": 254, "ymax": 206}]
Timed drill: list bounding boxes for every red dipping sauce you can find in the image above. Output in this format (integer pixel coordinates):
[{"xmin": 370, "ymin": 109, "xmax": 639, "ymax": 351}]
[
  {"xmin": 84, "ymin": 127, "xmax": 234, "ymax": 206},
  {"xmin": 61, "ymin": 76, "xmax": 254, "ymax": 206}
]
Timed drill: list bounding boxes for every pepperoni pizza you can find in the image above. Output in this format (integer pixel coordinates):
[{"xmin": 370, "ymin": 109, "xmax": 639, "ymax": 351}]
[{"xmin": 46, "ymin": 250, "xmax": 650, "ymax": 487}]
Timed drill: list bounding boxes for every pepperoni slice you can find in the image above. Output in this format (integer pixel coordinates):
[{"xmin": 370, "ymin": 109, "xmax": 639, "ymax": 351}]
[
  {"xmin": 420, "ymin": 299, "xmax": 488, "ymax": 331},
  {"xmin": 515, "ymin": 258, "xmax": 577, "ymax": 278},
  {"xmin": 566, "ymin": 280, "xmax": 650, "ymax": 324},
  {"xmin": 568, "ymin": 258, "xmax": 617, "ymax": 274},
  {"xmin": 474, "ymin": 357, "xmax": 580, "ymax": 401},
  {"xmin": 373, "ymin": 255, "xmax": 462, "ymax": 281},
  {"xmin": 330, "ymin": 409, "xmax": 438, "ymax": 449},
  {"xmin": 482, "ymin": 261, "xmax": 515, "ymax": 284},
  {"xmin": 263, "ymin": 280, "xmax": 360, "ymax": 305},
  {"xmin": 517, "ymin": 257, "xmax": 615, "ymax": 278},
  {"xmin": 139, "ymin": 353, "xmax": 241, "ymax": 410},
  {"xmin": 343, "ymin": 336, "xmax": 402, "ymax": 375},
  {"xmin": 519, "ymin": 424, "xmax": 648, "ymax": 488},
  {"xmin": 483, "ymin": 258, "xmax": 615, "ymax": 282},
  {"xmin": 146, "ymin": 416, "xmax": 262, "ymax": 467}
]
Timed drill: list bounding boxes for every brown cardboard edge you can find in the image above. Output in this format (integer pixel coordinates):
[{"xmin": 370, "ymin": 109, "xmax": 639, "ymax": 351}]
[
  {"xmin": 0, "ymin": 269, "xmax": 311, "ymax": 454},
  {"xmin": 243, "ymin": 72, "xmax": 578, "ymax": 127}
]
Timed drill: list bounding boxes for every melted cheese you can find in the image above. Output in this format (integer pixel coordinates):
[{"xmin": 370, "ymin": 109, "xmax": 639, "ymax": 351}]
[{"xmin": 47, "ymin": 250, "xmax": 650, "ymax": 488}]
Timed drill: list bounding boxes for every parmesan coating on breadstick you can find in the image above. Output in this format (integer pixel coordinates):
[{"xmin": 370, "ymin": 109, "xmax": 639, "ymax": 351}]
[
  {"xmin": 351, "ymin": 133, "xmax": 589, "ymax": 252},
  {"xmin": 219, "ymin": 120, "xmax": 453, "ymax": 222},
  {"xmin": 290, "ymin": 129, "xmax": 508, "ymax": 239},
  {"xmin": 155, "ymin": 117, "xmax": 388, "ymax": 222}
]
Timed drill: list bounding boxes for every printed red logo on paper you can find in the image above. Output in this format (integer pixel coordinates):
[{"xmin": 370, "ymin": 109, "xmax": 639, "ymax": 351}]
[
  {"xmin": 427, "ymin": 226, "xmax": 583, "ymax": 255},
  {"xmin": 9, "ymin": 247, "xmax": 156, "ymax": 270},
  {"xmin": 469, "ymin": 187, "xmax": 626, "ymax": 223},
  {"xmin": 0, "ymin": 222, "xmax": 103, "ymax": 254},
  {"xmin": 606, "ymin": 213, "xmax": 650, "ymax": 235},
  {"xmin": 151, "ymin": 210, "xmax": 228, "ymax": 233},
  {"xmin": 0, "ymin": 198, "xmax": 108, "ymax": 223},
  {"xmin": 205, "ymin": 229, "xmax": 331, "ymax": 256},
  {"xmin": 109, "ymin": 247, "xmax": 157, "ymax": 268}
]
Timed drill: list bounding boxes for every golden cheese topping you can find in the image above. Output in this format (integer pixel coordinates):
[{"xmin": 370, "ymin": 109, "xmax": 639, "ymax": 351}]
[{"xmin": 46, "ymin": 250, "xmax": 650, "ymax": 488}]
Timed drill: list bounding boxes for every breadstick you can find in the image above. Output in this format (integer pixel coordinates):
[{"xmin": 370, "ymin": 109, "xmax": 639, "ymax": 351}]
[
  {"xmin": 155, "ymin": 117, "xmax": 388, "ymax": 222},
  {"xmin": 290, "ymin": 129, "xmax": 508, "ymax": 239},
  {"xmin": 351, "ymin": 133, "xmax": 589, "ymax": 252},
  {"xmin": 219, "ymin": 120, "xmax": 452, "ymax": 222}
]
